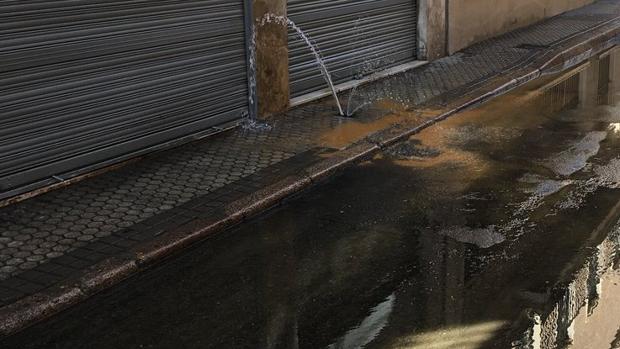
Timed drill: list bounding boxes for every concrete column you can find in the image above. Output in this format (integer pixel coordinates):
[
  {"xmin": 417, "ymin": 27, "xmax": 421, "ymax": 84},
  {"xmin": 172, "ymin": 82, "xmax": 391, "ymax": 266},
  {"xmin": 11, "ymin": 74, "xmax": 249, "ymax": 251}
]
[
  {"xmin": 418, "ymin": 0, "xmax": 448, "ymax": 60},
  {"xmin": 253, "ymin": 0, "xmax": 289, "ymax": 118}
]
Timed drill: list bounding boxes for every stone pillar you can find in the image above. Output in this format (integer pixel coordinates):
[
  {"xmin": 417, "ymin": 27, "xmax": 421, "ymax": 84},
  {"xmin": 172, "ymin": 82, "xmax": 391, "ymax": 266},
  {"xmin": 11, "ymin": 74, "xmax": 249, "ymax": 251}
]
[
  {"xmin": 418, "ymin": 0, "xmax": 448, "ymax": 61},
  {"xmin": 253, "ymin": 0, "xmax": 289, "ymax": 118}
]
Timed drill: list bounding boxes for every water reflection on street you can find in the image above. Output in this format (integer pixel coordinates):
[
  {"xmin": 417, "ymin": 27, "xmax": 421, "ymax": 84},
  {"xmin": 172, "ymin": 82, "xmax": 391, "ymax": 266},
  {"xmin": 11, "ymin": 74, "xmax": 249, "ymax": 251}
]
[{"xmin": 3, "ymin": 50, "xmax": 620, "ymax": 349}]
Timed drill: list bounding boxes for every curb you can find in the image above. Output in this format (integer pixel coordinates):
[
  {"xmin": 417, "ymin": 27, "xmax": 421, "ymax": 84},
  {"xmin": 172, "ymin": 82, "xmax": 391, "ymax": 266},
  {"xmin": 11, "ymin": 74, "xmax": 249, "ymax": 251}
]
[{"xmin": 1, "ymin": 16, "xmax": 619, "ymax": 339}]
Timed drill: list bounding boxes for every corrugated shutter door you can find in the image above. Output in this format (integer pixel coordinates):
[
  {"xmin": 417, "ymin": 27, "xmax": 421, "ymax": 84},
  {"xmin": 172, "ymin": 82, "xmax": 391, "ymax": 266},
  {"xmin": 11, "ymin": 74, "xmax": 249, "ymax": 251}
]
[
  {"xmin": 288, "ymin": 0, "xmax": 417, "ymax": 97},
  {"xmin": 0, "ymin": 1, "xmax": 249, "ymax": 194}
]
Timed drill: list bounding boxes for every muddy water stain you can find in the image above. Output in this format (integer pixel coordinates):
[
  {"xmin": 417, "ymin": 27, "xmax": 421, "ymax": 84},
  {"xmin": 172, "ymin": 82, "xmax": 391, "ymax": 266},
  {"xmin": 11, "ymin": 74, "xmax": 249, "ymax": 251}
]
[
  {"xmin": 318, "ymin": 99, "xmax": 432, "ymax": 149},
  {"xmin": 319, "ymin": 113, "xmax": 412, "ymax": 149}
]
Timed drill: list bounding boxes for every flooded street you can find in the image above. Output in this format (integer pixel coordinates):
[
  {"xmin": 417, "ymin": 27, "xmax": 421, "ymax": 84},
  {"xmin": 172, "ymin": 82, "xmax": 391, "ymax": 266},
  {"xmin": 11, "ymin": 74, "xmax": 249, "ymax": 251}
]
[{"xmin": 3, "ymin": 51, "xmax": 620, "ymax": 349}]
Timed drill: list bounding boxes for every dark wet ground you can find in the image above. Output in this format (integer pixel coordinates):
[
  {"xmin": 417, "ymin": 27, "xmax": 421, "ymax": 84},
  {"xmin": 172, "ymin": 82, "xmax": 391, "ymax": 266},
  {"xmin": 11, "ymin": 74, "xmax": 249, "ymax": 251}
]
[{"xmin": 3, "ymin": 56, "xmax": 620, "ymax": 348}]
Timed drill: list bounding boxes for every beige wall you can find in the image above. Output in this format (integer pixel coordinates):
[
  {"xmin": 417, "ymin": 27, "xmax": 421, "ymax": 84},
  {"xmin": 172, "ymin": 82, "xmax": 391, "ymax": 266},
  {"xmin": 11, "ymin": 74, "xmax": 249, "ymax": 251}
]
[
  {"xmin": 448, "ymin": 0, "xmax": 595, "ymax": 54},
  {"xmin": 253, "ymin": 0, "xmax": 597, "ymax": 116}
]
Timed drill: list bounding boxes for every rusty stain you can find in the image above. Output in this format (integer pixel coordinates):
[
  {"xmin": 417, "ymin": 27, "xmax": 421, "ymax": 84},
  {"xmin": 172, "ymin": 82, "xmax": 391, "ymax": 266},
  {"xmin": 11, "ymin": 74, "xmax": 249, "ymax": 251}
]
[
  {"xmin": 389, "ymin": 72, "xmax": 573, "ymax": 172},
  {"xmin": 318, "ymin": 98, "xmax": 433, "ymax": 149}
]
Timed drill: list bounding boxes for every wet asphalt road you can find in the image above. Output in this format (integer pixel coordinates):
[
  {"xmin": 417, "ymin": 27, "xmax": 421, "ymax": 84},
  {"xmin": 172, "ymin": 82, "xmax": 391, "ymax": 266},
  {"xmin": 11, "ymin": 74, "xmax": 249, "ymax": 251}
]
[{"xmin": 3, "ymin": 59, "xmax": 620, "ymax": 348}]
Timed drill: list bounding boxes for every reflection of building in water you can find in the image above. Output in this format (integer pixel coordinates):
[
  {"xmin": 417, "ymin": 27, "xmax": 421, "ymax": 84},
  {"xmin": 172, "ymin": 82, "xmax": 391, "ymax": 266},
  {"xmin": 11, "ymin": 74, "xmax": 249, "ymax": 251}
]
[
  {"xmin": 598, "ymin": 54, "xmax": 611, "ymax": 104},
  {"xmin": 537, "ymin": 47, "xmax": 619, "ymax": 112},
  {"xmin": 253, "ymin": 47, "xmax": 620, "ymax": 349},
  {"xmin": 542, "ymin": 70, "xmax": 581, "ymax": 112},
  {"xmin": 599, "ymin": 48, "xmax": 620, "ymax": 105},
  {"xmin": 580, "ymin": 56, "xmax": 599, "ymax": 108},
  {"xmin": 415, "ymin": 232, "xmax": 466, "ymax": 328},
  {"xmin": 578, "ymin": 47, "xmax": 620, "ymax": 107}
]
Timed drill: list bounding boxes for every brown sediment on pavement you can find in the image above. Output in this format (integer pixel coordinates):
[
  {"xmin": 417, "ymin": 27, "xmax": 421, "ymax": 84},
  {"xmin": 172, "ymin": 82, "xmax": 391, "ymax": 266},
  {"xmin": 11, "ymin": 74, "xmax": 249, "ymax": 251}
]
[
  {"xmin": 317, "ymin": 98, "xmax": 433, "ymax": 150},
  {"xmin": 392, "ymin": 69, "xmax": 580, "ymax": 171},
  {"xmin": 319, "ymin": 113, "xmax": 414, "ymax": 149},
  {"xmin": 1, "ymin": 7, "xmax": 620, "ymax": 339}
]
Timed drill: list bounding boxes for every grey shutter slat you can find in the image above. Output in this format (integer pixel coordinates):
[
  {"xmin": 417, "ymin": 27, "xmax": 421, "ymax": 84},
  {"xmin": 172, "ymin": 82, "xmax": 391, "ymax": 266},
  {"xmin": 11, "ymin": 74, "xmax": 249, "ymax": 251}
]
[
  {"xmin": 0, "ymin": 1, "xmax": 250, "ymax": 193},
  {"xmin": 288, "ymin": 0, "xmax": 417, "ymax": 97}
]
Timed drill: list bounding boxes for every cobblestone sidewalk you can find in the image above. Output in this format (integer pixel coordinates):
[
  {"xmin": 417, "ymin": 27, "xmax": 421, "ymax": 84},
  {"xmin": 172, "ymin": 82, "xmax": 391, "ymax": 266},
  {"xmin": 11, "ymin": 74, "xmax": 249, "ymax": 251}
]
[{"xmin": 1, "ymin": 0, "xmax": 619, "ymax": 310}]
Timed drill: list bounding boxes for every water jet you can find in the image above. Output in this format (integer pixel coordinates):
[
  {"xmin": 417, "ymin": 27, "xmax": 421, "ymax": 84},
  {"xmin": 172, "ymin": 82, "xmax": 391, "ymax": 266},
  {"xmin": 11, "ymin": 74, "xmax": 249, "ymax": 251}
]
[{"xmin": 260, "ymin": 14, "xmax": 344, "ymax": 116}]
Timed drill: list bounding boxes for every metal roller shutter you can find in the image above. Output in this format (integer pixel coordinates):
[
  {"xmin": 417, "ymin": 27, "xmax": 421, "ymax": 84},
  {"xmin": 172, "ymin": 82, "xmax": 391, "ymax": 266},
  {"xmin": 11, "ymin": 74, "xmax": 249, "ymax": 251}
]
[
  {"xmin": 288, "ymin": 0, "xmax": 418, "ymax": 98},
  {"xmin": 0, "ymin": 1, "xmax": 252, "ymax": 196}
]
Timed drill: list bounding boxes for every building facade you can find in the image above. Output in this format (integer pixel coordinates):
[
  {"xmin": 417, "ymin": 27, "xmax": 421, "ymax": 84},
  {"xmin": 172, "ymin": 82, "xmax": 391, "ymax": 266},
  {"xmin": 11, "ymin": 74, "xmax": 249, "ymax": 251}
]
[{"xmin": 0, "ymin": 0, "xmax": 597, "ymax": 200}]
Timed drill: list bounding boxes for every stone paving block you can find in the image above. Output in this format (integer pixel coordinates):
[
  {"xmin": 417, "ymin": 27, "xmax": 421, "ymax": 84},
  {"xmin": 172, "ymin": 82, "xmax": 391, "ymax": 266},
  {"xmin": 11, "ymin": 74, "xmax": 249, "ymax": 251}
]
[
  {"xmin": 1, "ymin": 279, "xmax": 43, "ymax": 295},
  {"xmin": 82, "ymin": 242, "xmax": 124, "ymax": 256},
  {"xmin": 16, "ymin": 270, "xmax": 63, "ymax": 287},
  {"xmin": 51, "ymin": 255, "xmax": 92, "ymax": 271},
  {"xmin": 103, "ymin": 236, "xmax": 136, "ymax": 250},
  {"xmin": 66, "ymin": 249, "xmax": 107, "ymax": 264},
  {"xmin": 1, "ymin": 278, "xmax": 34, "ymax": 292},
  {"xmin": 34, "ymin": 262, "xmax": 77, "ymax": 279}
]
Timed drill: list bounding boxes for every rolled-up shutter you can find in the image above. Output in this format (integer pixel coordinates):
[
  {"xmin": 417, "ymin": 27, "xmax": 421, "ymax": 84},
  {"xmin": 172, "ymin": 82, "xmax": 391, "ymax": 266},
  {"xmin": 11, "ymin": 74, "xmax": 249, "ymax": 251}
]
[
  {"xmin": 288, "ymin": 0, "xmax": 418, "ymax": 98},
  {"xmin": 0, "ymin": 1, "xmax": 250, "ymax": 194}
]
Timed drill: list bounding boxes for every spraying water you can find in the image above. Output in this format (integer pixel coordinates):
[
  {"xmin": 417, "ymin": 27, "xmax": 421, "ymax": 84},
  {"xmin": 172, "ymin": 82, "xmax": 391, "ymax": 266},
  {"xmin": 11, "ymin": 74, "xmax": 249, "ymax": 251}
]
[
  {"xmin": 260, "ymin": 14, "xmax": 344, "ymax": 116},
  {"xmin": 346, "ymin": 84, "xmax": 373, "ymax": 117}
]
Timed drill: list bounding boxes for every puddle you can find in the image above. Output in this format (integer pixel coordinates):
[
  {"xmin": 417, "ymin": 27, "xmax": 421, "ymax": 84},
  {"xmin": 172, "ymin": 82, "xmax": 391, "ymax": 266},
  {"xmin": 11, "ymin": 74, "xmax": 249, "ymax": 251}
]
[
  {"xmin": 545, "ymin": 131, "xmax": 607, "ymax": 176},
  {"xmin": 594, "ymin": 158, "xmax": 620, "ymax": 188},
  {"xmin": 519, "ymin": 174, "xmax": 572, "ymax": 196},
  {"xmin": 556, "ymin": 158, "xmax": 620, "ymax": 210},
  {"xmin": 4, "ymin": 49, "xmax": 620, "ymax": 349},
  {"xmin": 327, "ymin": 294, "xmax": 395, "ymax": 349},
  {"xmin": 385, "ymin": 140, "xmax": 441, "ymax": 160},
  {"xmin": 438, "ymin": 225, "xmax": 506, "ymax": 248},
  {"xmin": 517, "ymin": 174, "xmax": 573, "ymax": 212},
  {"xmin": 446, "ymin": 124, "xmax": 524, "ymax": 147}
]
